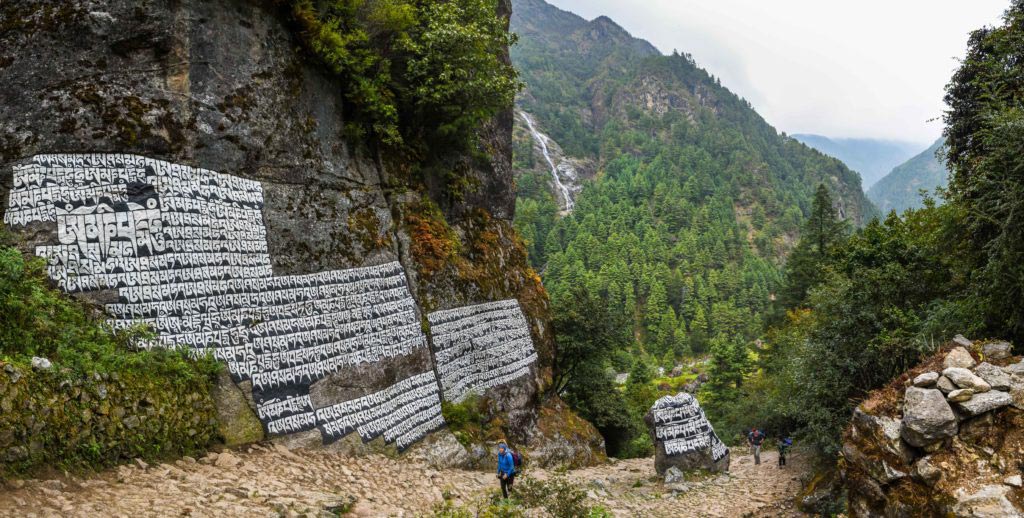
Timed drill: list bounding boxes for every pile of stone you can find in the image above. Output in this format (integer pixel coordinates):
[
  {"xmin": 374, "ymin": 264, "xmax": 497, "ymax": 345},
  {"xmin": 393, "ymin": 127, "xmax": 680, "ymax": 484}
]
[
  {"xmin": 843, "ymin": 336, "xmax": 1024, "ymax": 517},
  {"xmin": 902, "ymin": 339, "xmax": 1017, "ymax": 449}
]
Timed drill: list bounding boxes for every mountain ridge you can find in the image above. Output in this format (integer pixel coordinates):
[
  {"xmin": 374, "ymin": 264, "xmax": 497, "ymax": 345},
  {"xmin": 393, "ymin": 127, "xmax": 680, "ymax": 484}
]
[
  {"xmin": 867, "ymin": 137, "xmax": 947, "ymax": 213},
  {"xmin": 792, "ymin": 134, "xmax": 924, "ymax": 190}
]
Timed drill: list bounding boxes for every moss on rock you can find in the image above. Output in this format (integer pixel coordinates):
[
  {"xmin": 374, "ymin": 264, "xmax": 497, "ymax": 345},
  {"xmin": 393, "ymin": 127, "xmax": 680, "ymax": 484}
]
[{"xmin": 210, "ymin": 370, "xmax": 265, "ymax": 447}]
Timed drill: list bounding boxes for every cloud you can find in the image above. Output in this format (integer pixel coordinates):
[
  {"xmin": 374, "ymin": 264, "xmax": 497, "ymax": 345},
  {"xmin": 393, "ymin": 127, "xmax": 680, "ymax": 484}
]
[{"xmin": 542, "ymin": 0, "xmax": 1007, "ymax": 144}]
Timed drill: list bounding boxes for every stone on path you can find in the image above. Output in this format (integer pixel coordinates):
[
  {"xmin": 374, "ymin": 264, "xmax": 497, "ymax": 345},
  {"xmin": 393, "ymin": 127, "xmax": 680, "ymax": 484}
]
[{"xmin": 664, "ymin": 466, "xmax": 685, "ymax": 484}]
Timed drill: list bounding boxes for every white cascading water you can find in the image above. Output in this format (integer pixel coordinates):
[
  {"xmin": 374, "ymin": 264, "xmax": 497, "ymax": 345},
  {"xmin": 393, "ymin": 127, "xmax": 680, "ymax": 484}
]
[{"xmin": 519, "ymin": 111, "xmax": 575, "ymax": 212}]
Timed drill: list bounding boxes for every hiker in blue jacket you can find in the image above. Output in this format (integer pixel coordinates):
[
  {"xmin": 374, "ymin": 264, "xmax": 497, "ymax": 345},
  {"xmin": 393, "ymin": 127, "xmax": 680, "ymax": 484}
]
[{"xmin": 496, "ymin": 441, "xmax": 516, "ymax": 498}]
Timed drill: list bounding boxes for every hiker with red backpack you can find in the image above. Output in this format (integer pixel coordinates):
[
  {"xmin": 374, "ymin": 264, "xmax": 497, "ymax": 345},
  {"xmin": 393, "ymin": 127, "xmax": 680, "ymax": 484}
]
[{"xmin": 496, "ymin": 441, "xmax": 521, "ymax": 498}]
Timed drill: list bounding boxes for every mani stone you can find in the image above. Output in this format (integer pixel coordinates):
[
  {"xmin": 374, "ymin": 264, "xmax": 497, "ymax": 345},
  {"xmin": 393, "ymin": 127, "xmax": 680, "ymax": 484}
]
[
  {"xmin": 900, "ymin": 387, "xmax": 958, "ymax": 448},
  {"xmin": 943, "ymin": 367, "xmax": 991, "ymax": 393},
  {"xmin": 947, "ymin": 389, "xmax": 974, "ymax": 403},
  {"xmin": 954, "ymin": 390, "xmax": 1012, "ymax": 417},
  {"xmin": 944, "ymin": 346, "xmax": 977, "ymax": 369},
  {"xmin": 913, "ymin": 372, "xmax": 940, "ymax": 387},
  {"xmin": 936, "ymin": 376, "xmax": 957, "ymax": 394},
  {"xmin": 983, "ymin": 341, "xmax": 1013, "ymax": 361},
  {"xmin": 644, "ymin": 393, "xmax": 729, "ymax": 475},
  {"xmin": 974, "ymin": 362, "xmax": 1012, "ymax": 391}
]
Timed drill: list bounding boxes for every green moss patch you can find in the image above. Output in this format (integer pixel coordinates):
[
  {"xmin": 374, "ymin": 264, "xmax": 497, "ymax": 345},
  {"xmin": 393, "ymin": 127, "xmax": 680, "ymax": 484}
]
[{"xmin": 0, "ymin": 238, "xmax": 220, "ymax": 477}]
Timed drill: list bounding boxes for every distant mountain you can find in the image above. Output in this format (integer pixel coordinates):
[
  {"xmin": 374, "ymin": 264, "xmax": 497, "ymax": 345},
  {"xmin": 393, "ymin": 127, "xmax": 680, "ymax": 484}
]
[
  {"xmin": 867, "ymin": 138, "xmax": 947, "ymax": 214},
  {"xmin": 792, "ymin": 134, "xmax": 923, "ymax": 189},
  {"xmin": 511, "ymin": 0, "xmax": 877, "ymax": 232}
]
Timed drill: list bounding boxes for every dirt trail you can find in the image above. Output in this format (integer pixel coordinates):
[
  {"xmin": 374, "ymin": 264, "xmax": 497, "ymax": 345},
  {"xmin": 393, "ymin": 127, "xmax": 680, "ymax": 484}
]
[{"xmin": 0, "ymin": 444, "xmax": 809, "ymax": 517}]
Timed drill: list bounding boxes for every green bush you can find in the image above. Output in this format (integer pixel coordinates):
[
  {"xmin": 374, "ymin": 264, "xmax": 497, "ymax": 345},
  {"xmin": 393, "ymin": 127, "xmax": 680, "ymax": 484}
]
[
  {"xmin": 0, "ymin": 245, "xmax": 219, "ymax": 382},
  {"xmin": 277, "ymin": 0, "xmax": 521, "ymax": 160},
  {"xmin": 0, "ymin": 237, "xmax": 221, "ymax": 475},
  {"xmin": 431, "ymin": 476, "xmax": 611, "ymax": 518},
  {"xmin": 440, "ymin": 394, "xmax": 494, "ymax": 446}
]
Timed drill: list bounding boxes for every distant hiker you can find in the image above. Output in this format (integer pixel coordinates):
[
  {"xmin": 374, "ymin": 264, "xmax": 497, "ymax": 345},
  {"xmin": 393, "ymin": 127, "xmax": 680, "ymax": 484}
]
[
  {"xmin": 778, "ymin": 436, "xmax": 792, "ymax": 468},
  {"xmin": 747, "ymin": 428, "xmax": 765, "ymax": 465},
  {"xmin": 496, "ymin": 441, "xmax": 517, "ymax": 498}
]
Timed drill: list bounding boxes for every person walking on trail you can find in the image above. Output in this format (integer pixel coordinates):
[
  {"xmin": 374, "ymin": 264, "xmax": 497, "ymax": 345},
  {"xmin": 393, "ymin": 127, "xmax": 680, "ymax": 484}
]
[
  {"xmin": 496, "ymin": 442, "xmax": 517, "ymax": 499},
  {"xmin": 778, "ymin": 436, "xmax": 792, "ymax": 468},
  {"xmin": 747, "ymin": 428, "xmax": 765, "ymax": 465}
]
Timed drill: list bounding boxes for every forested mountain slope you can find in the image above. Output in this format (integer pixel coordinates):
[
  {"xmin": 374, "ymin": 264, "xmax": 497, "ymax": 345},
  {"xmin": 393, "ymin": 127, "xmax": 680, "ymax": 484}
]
[
  {"xmin": 792, "ymin": 134, "xmax": 922, "ymax": 189},
  {"xmin": 509, "ymin": 0, "xmax": 878, "ymax": 456},
  {"xmin": 867, "ymin": 138, "xmax": 947, "ymax": 213}
]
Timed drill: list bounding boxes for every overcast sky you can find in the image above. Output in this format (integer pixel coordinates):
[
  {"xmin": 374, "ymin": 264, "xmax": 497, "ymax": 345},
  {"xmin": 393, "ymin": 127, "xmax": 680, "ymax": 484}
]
[{"xmin": 545, "ymin": 0, "xmax": 1008, "ymax": 145}]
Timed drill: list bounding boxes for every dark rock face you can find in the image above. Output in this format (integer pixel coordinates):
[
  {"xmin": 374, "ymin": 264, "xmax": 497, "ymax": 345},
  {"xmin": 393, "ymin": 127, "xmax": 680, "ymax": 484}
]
[
  {"xmin": 644, "ymin": 393, "xmax": 729, "ymax": 475},
  {"xmin": 0, "ymin": 0, "xmax": 599, "ymax": 463}
]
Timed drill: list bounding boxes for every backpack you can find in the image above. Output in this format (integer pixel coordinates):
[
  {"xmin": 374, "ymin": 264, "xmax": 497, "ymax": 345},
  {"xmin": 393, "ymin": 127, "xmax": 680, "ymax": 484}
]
[{"xmin": 511, "ymin": 450, "xmax": 523, "ymax": 468}]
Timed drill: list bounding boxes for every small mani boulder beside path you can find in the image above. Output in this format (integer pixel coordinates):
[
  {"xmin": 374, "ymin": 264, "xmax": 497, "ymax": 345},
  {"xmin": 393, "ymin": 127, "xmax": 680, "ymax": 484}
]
[{"xmin": 644, "ymin": 393, "xmax": 730, "ymax": 475}]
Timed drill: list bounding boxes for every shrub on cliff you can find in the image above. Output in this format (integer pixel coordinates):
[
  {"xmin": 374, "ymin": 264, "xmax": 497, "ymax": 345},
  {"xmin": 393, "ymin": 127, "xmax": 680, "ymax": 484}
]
[{"xmin": 276, "ymin": 0, "xmax": 520, "ymax": 162}]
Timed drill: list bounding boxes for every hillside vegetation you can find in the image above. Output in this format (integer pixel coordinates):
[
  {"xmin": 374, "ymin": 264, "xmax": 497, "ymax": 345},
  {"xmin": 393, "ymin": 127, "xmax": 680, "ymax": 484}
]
[
  {"xmin": 717, "ymin": 0, "xmax": 1024, "ymax": 459},
  {"xmin": 509, "ymin": 0, "xmax": 876, "ymax": 456},
  {"xmin": 0, "ymin": 232, "xmax": 220, "ymax": 476},
  {"xmin": 792, "ymin": 134, "xmax": 921, "ymax": 189},
  {"xmin": 867, "ymin": 138, "xmax": 948, "ymax": 214}
]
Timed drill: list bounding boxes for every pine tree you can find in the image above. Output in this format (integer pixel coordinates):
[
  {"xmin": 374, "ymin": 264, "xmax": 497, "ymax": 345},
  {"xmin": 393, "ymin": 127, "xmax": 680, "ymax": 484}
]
[{"xmin": 778, "ymin": 184, "xmax": 847, "ymax": 308}]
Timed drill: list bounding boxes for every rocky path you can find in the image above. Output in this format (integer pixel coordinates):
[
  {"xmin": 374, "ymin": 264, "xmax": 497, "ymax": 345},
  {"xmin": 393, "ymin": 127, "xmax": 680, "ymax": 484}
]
[{"xmin": 0, "ymin": 444, "xmax": 808, "ymax": 517}]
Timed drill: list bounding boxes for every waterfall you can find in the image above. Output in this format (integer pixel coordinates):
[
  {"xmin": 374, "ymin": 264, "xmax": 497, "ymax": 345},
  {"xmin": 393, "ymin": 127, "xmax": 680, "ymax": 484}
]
[{"xmin": 519, "ymin": 111, "xmax": 575, "ymax": 212}]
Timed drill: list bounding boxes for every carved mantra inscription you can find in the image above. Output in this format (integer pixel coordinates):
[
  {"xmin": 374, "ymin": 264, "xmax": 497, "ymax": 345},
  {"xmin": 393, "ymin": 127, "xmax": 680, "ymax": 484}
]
[
  {"xmin": 652, "ymin": 393, "xmax": 728, "ymax": 461},
  {"xmin": 3, "ymin": 154, "xmax": 443, "ymax": 449},
  {"xmin": 428, "ymin": 299, "xmax": 538, "ymax": 403}
]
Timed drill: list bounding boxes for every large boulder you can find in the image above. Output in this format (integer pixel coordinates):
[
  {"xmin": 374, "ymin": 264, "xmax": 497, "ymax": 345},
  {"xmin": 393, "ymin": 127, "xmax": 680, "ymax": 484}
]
[
  {"xmin": 644, "ymin": 393, "xmax": 729, "ymax": 475},
  {"xmin": 901, "ymin": 387, "xmax": 958, "ymax": 448}
]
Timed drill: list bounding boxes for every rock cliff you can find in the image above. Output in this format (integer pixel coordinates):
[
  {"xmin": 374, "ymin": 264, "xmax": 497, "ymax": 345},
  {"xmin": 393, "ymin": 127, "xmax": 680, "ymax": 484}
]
[
  {"xmin": 842, "ymin": 337, "xmax": 1024, "ymax": 517},
  {"xmin": 0, "ymin": 0, "xmax": 602, "ymax": 466}
]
